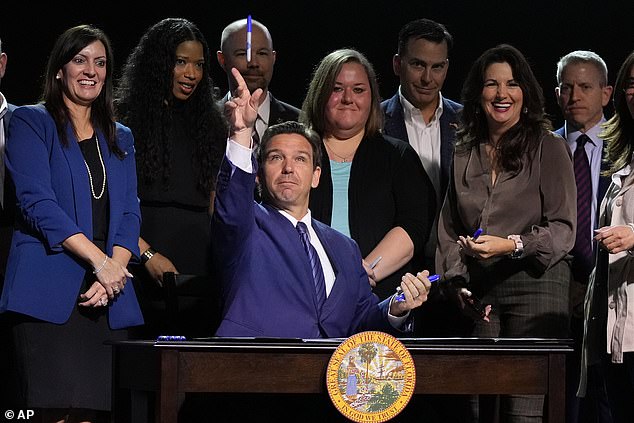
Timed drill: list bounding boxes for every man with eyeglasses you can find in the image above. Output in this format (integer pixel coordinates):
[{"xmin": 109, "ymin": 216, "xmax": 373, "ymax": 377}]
[{"xmin": 555, "ymin": 49, "xmax": 614, "ymax": 423}]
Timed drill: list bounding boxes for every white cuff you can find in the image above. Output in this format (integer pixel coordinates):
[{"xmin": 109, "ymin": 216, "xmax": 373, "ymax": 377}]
[
  {"xmin": 226, "ymin": 138, "xmax": 253, "ymax": 173},
  {"xmin": 387, "ymin": 295, "xmax": 410, "ymax": 329}
]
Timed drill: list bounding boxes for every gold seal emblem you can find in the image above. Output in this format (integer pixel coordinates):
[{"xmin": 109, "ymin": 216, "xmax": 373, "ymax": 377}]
[{"xmin": 326, "ymin": 331, "xmax": 416, "ymax": 422}]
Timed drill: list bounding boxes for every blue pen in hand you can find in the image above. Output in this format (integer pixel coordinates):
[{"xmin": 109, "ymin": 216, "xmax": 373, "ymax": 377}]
[
  {"xmin": 472, "ymin": 228, "xmax": 483, "ymax": 240},
  {"xmin": 395, "ymin": 274, "xmax": 440, "ymax": 302},
  {"xmin": 246, "ymin": 15, "xmax": 252, "ymax": 62}
]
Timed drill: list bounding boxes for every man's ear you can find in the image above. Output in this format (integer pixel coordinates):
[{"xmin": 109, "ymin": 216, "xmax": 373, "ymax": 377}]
[
  {"xmin": 601, "ymin": 85, "xmax": 613, "ymax": 108},
  {"xmin": 311, "ymin": 166, "xmax": 321, "ymax": 189},
  {"xmin": 392, "ymin": 54, "xmax": 401, "ymax": 76},
  {"xmin": 217, "ymin": 51, "xmax": 225, "ymax": 69}
]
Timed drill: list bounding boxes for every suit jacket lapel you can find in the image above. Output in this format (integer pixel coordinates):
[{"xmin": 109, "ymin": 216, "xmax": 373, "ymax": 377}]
[
  {"xmin": 60, "ymin": 125, "xmax": 93, "ymax": 239},
  {"xmin": 263, "ymin": 203, "xmax": 319, "ymax": 306},
  {"xmin": 598, "ymin": 143, "xmax": 611, "ymax": 204},
  {"xmin": 384, "ymin": 95, "xmax": 409, "ymax": 143},
  {"xmin": 439, "ymin": 99, "xmax": 459, "ymax": 195},
  {"xmin": 312, "ymin": 222, "xmax": 347, "ymax": 321},
  {"xmin": 268, "ymin": 94, "xmax": 282, "ymax": 126}
]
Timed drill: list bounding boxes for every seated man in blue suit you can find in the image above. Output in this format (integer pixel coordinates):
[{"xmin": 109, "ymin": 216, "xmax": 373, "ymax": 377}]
[{"xmin": 213, "ymin": 69, "xmax": 432, "ymax": 338}]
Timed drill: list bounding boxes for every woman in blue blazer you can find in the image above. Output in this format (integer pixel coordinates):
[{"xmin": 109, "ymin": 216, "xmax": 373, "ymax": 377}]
[{"xmin": 0, "ymin": 25, "xmax": 142, "ymax": 422}]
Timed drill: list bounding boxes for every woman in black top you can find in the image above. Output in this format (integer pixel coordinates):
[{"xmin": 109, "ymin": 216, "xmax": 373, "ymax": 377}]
[
  {"xmin": 302, "ymin": 48, "xmax": 435, "ymax": 300},
  {"xmin": 115, "ymin": 18, "xmax": 227, "ymax": 336}
]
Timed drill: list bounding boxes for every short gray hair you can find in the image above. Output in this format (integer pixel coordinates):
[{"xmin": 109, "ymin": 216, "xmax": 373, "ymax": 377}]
[{"xmin": 556, "ymin": 50, "xmax": 608, "ymax": 86}]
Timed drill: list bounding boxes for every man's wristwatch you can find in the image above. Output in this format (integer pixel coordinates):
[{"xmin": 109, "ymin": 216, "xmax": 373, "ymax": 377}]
[
  {"xmin": 140, "ymin": 247, "xmax": 157, "ymax": 264},
  {"xmin": 507, "ymin": 235, "xmax": 524, "ymax": 259}
]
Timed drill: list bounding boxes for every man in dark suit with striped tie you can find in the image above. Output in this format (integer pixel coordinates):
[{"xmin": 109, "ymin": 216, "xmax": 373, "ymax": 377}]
[
  {"xmin": 555, "ymin": 50, "xmax": 614, "ymax": 423},
  {"xmin": 217, "ymin": 18, "xmax": 300, "ymax": 145}
]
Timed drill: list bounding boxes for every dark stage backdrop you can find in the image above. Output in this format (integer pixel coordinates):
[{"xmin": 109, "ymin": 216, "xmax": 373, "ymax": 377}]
[{"xmin": 2, "ymin": 0, "xmax": 632, "ymax": 127}]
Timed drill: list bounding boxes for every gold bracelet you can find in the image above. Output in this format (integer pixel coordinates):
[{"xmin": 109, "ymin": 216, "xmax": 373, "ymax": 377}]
[{"xmin": 140, "ymin": 247, "xmax": 156, "ymax": 264}]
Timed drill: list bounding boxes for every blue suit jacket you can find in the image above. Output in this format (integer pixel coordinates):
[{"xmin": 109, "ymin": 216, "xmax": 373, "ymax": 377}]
[
  {"xmin": 381, "ymin": 94, "xmax": 462, "ymax": 197},
  {"xmin": 212, "ymin": 157, "xmax": 396, "ymax": 338},
  {"xmin": 0, "ymin": 104, "xmax": 143, "ymax": 329},
  {"xmin": 1, "ymin": 102, "xmax": 17, "ymax": 224}
]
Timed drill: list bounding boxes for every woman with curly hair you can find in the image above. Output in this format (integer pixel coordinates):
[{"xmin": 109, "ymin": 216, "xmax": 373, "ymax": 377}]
[
  {"xmin": 115, "ymin": 18, "xmax": 226, "ymax": 336},
  {"xmin": 436, "ymin": 44, "xmax": 576, "ymax": 422}
]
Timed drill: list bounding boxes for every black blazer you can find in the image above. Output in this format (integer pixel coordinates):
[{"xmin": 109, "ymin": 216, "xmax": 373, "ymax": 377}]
[
  {"xmin": 381, "ymin": 94, "xmax": 462, "ymax": 198},
  {"xmin": 268, "ymin": 93, "xmax": 300, "ymax": 126}
]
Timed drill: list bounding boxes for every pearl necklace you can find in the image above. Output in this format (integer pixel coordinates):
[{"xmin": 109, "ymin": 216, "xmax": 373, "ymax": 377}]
[{"xmin": 83, "ymin": 135, "xmax": 106, "ymax": 200}]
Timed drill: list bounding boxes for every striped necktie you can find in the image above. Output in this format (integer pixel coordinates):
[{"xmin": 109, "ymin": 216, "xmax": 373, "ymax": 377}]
[
  {"xmin": 296, "ymin": 221, "xmax": 326, "ymax": 311},
  {"xmin": 571, "ymin": 134, "xmax": 593, "ymax": 281}
]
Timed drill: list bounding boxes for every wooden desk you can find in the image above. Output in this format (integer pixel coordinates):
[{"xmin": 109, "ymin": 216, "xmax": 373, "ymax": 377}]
[{"xmin": 111, "ymin": 338, "xmax": 571, "ymax": 422}]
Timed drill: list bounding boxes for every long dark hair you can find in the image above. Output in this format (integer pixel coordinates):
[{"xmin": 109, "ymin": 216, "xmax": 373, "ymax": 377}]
[
  {"xmin": 42, "ymin": 25, "xmax": 120, "ymax": 156},
  {"xmin": 115, "ymin": 18, "xmax": 227, "ymax": 194},
  {"xmin": 455, "ymin": 44, "xmax": 551, "ymax": 173},
  {"xmin": 602, "ymin": 51, "xmax": 634, "ymax": 175}
]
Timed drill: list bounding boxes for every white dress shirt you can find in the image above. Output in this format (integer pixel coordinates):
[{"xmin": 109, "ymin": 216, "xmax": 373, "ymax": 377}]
[{"xmin": 399, "ymin": 88, "xmax": 444, "ymax": 260}]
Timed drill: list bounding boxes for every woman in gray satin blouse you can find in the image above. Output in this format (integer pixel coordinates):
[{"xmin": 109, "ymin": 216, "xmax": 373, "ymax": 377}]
[{"xmin": 436, "ymin": 44, "xmax": 576, "ymax": 422}]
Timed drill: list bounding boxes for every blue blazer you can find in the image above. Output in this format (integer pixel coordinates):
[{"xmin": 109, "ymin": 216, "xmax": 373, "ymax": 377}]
[
  {"xmin": 0, "ymin": 104, "xmax": 143, "ymax": 329},
  {"xmin": 212, "ymin": 157, "xmax": 397, "ymax": 338},
  {"xmin": 1, "ymin": 102, "xmax": 17, "ymax": 225},
  {"xmin": 381, "ymin": 94, "xmax": 462, "ymax": 197}
]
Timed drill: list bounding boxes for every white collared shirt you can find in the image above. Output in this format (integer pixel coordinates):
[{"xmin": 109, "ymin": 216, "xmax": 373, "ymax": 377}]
[
  {"xmin": 399, "ymin": 88, "xmax": 444, "ymax": 260},
  {"xmin": 256, "ymin": 92, "xmax": 271, "ymax": 140},
  {"xmin": 399, "ymin": 87, "xmax": 444, "ymax": 202}
]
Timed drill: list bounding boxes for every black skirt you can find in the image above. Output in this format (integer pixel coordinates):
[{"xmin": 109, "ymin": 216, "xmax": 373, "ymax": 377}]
[{"xmin": 10, "ymin": 301, "xmax": 127, "ymax": 411}]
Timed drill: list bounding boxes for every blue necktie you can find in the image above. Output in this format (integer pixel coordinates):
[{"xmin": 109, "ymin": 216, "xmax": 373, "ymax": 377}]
[
  {"xmin": 571, "ymin": 134, "xmax": 593, "ymax": 281},
  {"xmin": 296, "ymin": 221, "xmax": 326, "ymax": 311}
]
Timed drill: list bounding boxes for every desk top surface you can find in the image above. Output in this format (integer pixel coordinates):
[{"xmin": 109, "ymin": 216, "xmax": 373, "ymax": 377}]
[{"xmin": 111, "ymin": 337, "xmax": 573, "ymax": 353}]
